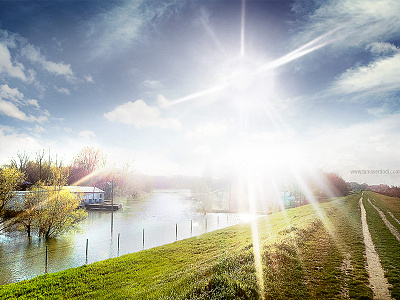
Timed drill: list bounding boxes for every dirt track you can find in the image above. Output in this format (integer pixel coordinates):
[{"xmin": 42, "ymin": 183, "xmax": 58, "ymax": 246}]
[
  {"xmin": 388, "ymin": 211, "xmax": 400, "ymax": 226},
  {"xmin": 368, "ymin": 198, "xmax": 400, "ymax": 243},
  {"xmin": 359, "ymin": 196, "xmax": 392, "ymax": 300}
]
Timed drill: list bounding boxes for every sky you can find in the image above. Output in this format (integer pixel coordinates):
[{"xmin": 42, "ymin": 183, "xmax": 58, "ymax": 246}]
[{"xmin": 0, "ymin": 0, "xmax": 400, "ymax": 185}]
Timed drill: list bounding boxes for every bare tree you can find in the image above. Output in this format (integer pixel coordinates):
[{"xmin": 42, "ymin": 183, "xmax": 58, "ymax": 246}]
[
  {"xmin": 35, "ymin": 149, "xmax": 46, "ymax": 182},
  {"xmin": 68, "ymin": 147, "xmax": 106, "ymax": 185},
  {"xmin": 10, "ymin": 151, "xmax": 29, "ymax": 173}
]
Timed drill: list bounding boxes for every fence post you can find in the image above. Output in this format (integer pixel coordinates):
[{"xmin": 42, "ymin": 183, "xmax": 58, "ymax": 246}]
[
  {"xmin": 45, "ymin": 246, "xmax": 48, "ymax": 274},
  {"xmin": 142, "ymin": 229, "xmax": 145, "ymax": 249},
  {"xmin": 85, "ymin": 239, "xmax": 88, "ymax": 264},
  {"xmin": 176, "ymin": 223, "xmax": 178, "ymax": 241},
  {"xmin": 118, "ymin": 233, "xmax": 120, "ymax": 256},
  {"xmin": 190, "ymin": 220, "xmax": 193, "ymax": 237},
  {"xmin": 205, "ymin": 217, "xmax": 208, "ymax": 232}
]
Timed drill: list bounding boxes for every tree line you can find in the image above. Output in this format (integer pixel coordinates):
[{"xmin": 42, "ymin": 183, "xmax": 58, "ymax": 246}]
[
  {"xmin": 193, "ymin": 170, "xmax": 351, "ymax": 213},
  {"xmin": 7, "ymin": 147, "xmax": 154, "ymax": 197},
  {"xmin": 0, "ymin": 164, "xmax": 86, "ymax": 239},
  {"xmin": 0, "ymin": 146, "xmax": 154, "ymax": 239}
]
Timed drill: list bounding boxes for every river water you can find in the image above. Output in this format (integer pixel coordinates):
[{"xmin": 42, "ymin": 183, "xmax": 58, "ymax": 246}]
[{"xmin": 0, "ymin": 190, "xmax": 246, "ymax": 285}]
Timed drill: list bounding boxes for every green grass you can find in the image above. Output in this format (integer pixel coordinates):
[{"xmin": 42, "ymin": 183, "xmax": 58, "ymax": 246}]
[
  {"xmin": 363, "ymin": 192, "xmax": 400, "ymax": 299},
  {"xmin": 1, "ymin": 192, "xmax": 399, "ymax": 299}
]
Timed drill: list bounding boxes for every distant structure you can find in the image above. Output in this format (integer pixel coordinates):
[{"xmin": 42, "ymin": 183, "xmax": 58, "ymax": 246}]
[
  {"xmin": 8, "ymin": 186, "xmax": 105, "ymax": 210},
  {"xmin": 62, "ymin": 186, "xmax": 105, "ymax": 204}
]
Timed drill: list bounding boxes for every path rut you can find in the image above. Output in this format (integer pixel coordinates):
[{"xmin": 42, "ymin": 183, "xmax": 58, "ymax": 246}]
[
  {"xmin": 368, "ymin": 198, "xmax": 400, "ymax": 243},
  {"xmin": 388, "ymin": 211, "xmax": 400, "ymax": 226},
  {"xmin": 359, "ymin": 196, "xmax": 392, "ymax": 300}
]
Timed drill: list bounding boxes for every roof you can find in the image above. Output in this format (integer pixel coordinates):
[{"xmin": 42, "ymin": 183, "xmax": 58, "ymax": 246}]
[{"xmin": 63, "ymin": 186, "xmax": 105, "ymax": 193}]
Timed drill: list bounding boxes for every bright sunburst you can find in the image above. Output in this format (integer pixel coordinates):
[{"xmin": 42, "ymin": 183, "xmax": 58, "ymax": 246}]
[{"xmin": 160, "ymin": 0, "xmax": 346, "ymax": 297}]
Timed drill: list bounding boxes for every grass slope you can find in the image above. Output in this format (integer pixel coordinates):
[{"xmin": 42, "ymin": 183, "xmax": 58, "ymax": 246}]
[
  {"xmin": 363, "ymin": 192, "xmax": 400, "ymax": 299},
  {"xmin": 1, "ymin": 192, "xmax": 398, "ymax": 299}
]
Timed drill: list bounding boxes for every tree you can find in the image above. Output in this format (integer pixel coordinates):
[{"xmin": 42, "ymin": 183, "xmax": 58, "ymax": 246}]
[
  {"xmin": 68, "ymin": 147, "xmax": 106, "ymax": 185},
  {"xmin": 36, "ymin": 187, "xmax": 87, "ymax": 239},
  {"xmin": 325, "ymin": 173, "xmax": 350, "ymax": 197},
  {"xmin": 35, "ymin": 149, "xmax": 46, "ymax": 182},
  {"xmin": 16, "ymin": 185, "xmax": 44, "ymax": 237},
  {"xmin": 10, "ymin": 151, "xmax": 29, "ymax": 173},
  {"xmin": 0, "ymin": 168, "xmax": 25, "ymax": 213},
  {"xmin": 0, "ymin": 167, "xmax": 25, "ymax": 230}
]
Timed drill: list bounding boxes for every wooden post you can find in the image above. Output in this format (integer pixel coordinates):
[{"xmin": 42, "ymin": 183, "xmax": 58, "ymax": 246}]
[
  {"xmin": 117, "ymin": 233, "xmax": 120, "ymax": 255},
  {"xmin": 190, "ymin": 220, "xmax": 193, "ymax": 237},
  {"xmin": 205, "ymin": 217, "xmax": 208, "ymax": 232},
  {"xmin": 45, "ymin": 246, "xmax": 48, "ymax": 274},
  {"xmin": 142, "ymin": 229, "xmax": 145, "ymax": 249},
  {"xmin": 176, "ymin": 223, "xmax": 178, "ymax": 241},
  {"xmin": 85, "ymin": 239, "xmax": 88, "ymax": 264}
]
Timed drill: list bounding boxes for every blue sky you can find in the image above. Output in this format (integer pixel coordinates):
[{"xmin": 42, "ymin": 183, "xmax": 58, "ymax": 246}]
[{"xmin": 1, "ymin": 0, "xmax": 400, "ymax": 184}]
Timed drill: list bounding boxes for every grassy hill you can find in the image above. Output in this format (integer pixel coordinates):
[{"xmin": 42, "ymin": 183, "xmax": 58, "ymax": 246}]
[{"xmin": 1, "ymin": 191, "xmax": 399, "ymax": 299}]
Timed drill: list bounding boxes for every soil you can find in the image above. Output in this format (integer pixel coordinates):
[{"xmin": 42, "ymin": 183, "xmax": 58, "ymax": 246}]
[{"xmin": 359, "ymin": 196, "xmax": 392, "ymax": 300}]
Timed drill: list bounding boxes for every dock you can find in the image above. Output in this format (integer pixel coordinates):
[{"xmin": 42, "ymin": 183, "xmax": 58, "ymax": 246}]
[{"xmin": 84, "ymin": 201, "xmax": 122, "ymax": 211}]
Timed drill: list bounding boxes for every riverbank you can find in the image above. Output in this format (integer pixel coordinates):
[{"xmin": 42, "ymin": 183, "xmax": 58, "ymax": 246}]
[
  {"xmin": 1, "ymin": 192, "xmax": 399, "ymax": 299},
  {"xmin": 0, "ymin": 190, "xmax": 245, "ymax": 285}
]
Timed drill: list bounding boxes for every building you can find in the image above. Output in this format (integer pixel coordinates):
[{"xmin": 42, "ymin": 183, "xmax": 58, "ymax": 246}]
[
  {"xmin": 62, "ymin": 186, "xmax": 105, "ymax": 204},
  {"xmin": 8, "ymin": 186, "xmax": 105, "ymax": 210}
]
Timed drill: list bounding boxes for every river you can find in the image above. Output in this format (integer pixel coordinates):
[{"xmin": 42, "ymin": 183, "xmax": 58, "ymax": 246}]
[{"xmin": 0, "ymin": 190, "xmax": 246, "ymax": 285}]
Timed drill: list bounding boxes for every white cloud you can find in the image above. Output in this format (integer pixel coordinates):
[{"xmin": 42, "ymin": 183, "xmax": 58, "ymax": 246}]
[
  {"xmin": 84, "ymin": 75, "xmax": 94, "ymax": 83},
  {"xmin": 0, "ymin": 84, "xmax": 48, "ymax": 122},
  {"xmin": 299, "ymin": 113, "xmax": 400, "ymax": 183},
  {"xmin": 21, "ymin": 44, "xmax": 75, "ymax": 80},
  {"xmin": 293, "ymin": 0, "xmax": 400, "ymax": 49},
  {"xmin": 0, "ymin": 99, "xmax": 30, "ymax": 121},
  {"xmin": 27, "ymin": 99, "xmax": 40, "ymax": 108},
  {"xmin": 55, "ymin": 86, "xmax": 71, "ymax": 95},
  {"xmin": 248, "ymin": 130, "xmax": 295, "ymax": 143},
  {"xmin": 186, "ymin": 120, "xmax": 229, "ymax": 140},
  {"xmin": 33, "ymin": 125, "xmax": 45, "ymax": 133},
  {"xmin": 157, "ymin": 94, "xmax": 170, "ymax": 107},
  {"xmin": 366, "ymin": 42, "xmax": 399, "ymax": 56},
  {"xmin": 0, "ymin": 126, "xmax": 43, "ymax": 165},
  {"xmin": 104, "ymin": 99, "xmax": 181, "ymax": 129},
  {"xmin": 142, "ymin": 79, "xmax": 163, "ymax": 89},
  {"xmin": 0, "ymin": 43, "xmax": 28, "ymax": 81},
  {"xmin": 0, "ymin": 84, "xmax": 24, "ymax": 103},
  {"xmin": 90, "ymin": 1, "xmax": 184, "ymax": 58},
  {"xmin": 91, "ymin": 1, "xmax": 143, "ymax": 57},
  {"xmin": 79, "ymin": 130, "xmax": 96, "ymax": 139},
  {"xmin": 105, "ymin": 146, "xmax": 188, "ymax": 176},
  {"xmin": 330, "ymin": 53, "xmax": 400, "ymax": 95}
]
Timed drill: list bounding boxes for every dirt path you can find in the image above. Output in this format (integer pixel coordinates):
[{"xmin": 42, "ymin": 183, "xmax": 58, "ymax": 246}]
[
  {"xmin": 359, "ymin": 197, "xmax": 392, "ymax": 300},
  {"xmin": 388, "ymin": 211, "xmax": 400, "ymax": 226},
  {"xmin": 339, "ymin": 252, "xmax": 353, "ymax": 298},
  {"xmin": 368, "ymin": 198, "xmax": 400, "ymax": 243}
]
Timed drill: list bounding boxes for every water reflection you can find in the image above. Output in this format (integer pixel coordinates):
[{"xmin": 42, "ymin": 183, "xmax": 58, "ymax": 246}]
[{"xmin": 0, "ymin": 190, "xmax": 245, "ymax": 285}]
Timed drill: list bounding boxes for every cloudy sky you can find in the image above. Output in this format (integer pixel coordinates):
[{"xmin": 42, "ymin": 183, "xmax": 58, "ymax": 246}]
[{"xmin": 1, "ymin": 0, "xmax": 400, "ymax": 184}]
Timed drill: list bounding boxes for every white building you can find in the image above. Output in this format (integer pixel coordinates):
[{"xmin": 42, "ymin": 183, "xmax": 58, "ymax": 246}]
[
  {"xmin": 8, "ymin": 186, "xmax": 106, "ymax": 210},
  {"xmin": 62, "ymin": 186, "xmax": 105, "ymax": 204}
]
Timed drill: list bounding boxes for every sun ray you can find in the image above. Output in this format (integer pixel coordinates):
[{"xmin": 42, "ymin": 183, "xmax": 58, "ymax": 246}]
[
  {"xmin": 199, "ymin": 11, "xmax": 227, "ymax": 57},
  {"xmin": 164, "ymin": 27, "xmax": 337, "ymax": 108},
  {"xmin": 71, "ymin": 169, "xmax": 103, "ymax": 186},
  {"xmin": 257, "ymin": 26, "xmax": 342, "ymax": 73},
  {"xmin": 246, "ymin": 169, "xmax": 265, "ymax": 299},
  {"xmin": 163, "ymin": 85, "xmax": 225, "ymax": 107}
]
